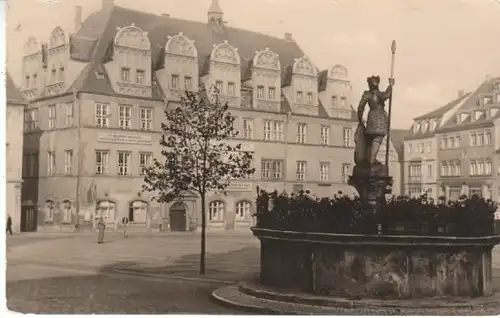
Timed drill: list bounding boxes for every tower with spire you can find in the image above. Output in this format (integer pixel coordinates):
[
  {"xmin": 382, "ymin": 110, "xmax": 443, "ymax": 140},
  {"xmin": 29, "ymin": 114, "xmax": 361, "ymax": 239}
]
[{"xmin": 208, "ymin": 0, "xmax": 223, "ymax": 23}]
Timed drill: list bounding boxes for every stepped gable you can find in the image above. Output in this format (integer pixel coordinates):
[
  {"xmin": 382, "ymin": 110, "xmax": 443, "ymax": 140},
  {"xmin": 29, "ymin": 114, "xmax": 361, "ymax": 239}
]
[{"xmin": 69, "ymin": 6, "xmax": 306, "ymax": 100}]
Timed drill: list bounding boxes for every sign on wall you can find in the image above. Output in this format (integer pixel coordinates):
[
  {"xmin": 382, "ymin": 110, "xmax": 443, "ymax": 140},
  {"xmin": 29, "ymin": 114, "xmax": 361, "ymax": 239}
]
[
  {"xmin": 97, "ymin": 132, "xmax": 153, "ymax": 145},
  {"xmin": 225, "ymin": 182, "xmax": 253, "ymax": 192}
]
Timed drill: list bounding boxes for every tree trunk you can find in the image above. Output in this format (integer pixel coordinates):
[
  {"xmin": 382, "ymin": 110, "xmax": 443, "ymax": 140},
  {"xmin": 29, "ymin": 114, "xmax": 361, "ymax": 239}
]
[{"xmin": 200, "ymin": 192, "xmax": 206, "ymax": 274}]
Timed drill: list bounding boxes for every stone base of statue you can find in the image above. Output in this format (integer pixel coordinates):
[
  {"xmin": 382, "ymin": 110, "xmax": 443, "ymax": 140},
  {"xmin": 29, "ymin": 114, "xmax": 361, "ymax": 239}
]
[{"xmin": 348, "ymin": 163, "xmax": 393, "ymax": 209}]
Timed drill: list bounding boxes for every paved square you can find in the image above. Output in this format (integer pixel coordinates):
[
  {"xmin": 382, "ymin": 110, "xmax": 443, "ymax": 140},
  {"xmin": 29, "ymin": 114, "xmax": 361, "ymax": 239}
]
[{"xmin": 5, "ymin": 232, "xmax": 500, "ymax": 314}]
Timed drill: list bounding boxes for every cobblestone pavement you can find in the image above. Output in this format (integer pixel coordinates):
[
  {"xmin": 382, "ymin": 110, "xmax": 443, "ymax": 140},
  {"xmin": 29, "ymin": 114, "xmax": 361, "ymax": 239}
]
[
  {"xmin": 6, "ymin": 231, "xmax": 258, "ymax": 314},
  {"xmin": 5, "ymin": 232, "xmax": 500, "ymax": 314}
]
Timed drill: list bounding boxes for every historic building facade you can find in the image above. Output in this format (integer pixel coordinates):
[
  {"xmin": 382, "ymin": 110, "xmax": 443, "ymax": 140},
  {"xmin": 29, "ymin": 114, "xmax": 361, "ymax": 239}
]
[
  {"xmin": 435, "ymin": 77, "xmax": 500, "ymax": 201},
  {"xmin": 21, "ymin": 0, "xmax": 360, "ymax": 232},
  {"xmin": 403, "ymin": 91, "xmax": 470, "ymax": 199},
  {"xmin": 6, "ymin": 73, "xmax": 28, "ymax": 232}
]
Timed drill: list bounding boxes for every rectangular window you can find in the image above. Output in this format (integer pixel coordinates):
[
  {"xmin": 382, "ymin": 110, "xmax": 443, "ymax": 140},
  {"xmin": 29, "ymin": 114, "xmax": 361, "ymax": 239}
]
[
  {"xmin": 136, "ymin": 69, "xmax": 145, "ymax": 84},
  {"xmin": 307, "ymin": 92, "xmax": 313, "ymax": 104},
  {"xmin": 343, "ymin": 127, "xmax": 353, "ymax": 147},
  {"xmin": 478, "ymin": 133, "xmax": 485, "ymax": 146},
  {"xmin": 273, "ymin": 121, "xmax": 284, "ymax": 141},
  {"xmin": 243, "ymin": 118, "xmax": 253, "ymax": 139},
  {"xmin": 140, "ymin": 107, "xmax": 153, "ymax": 131},
  {"xmin": 59, "ymin": 67, "xmax": 65, "ymax": 82},
  {"xmin": 268, "ymin": 87, "xmax": 276, "ymax": 100},
  {"xmin": 470, "ymin": 133, "xmax": 477, "ymax": 146},
  {"xmin": 48, "ymin": 105, "xmax": 56, "ymax": 129},
  {"xmin": 121, "ymin": 67, "xmax": 130, "ymax": 82},
  {"xmin": 215, "ymin": 80, "xmax": 223, "ymax": 94},
  {"xmin": 32, "ymin": 74, "xmax": 37, "ymax": 86},
  {"xmin": 340, "ymin": 97, "xmax": 347, "ymax": 108},
  {"xmin": 171, "ymin": 74, "xmax": 179, "ymax": 89},
  {"xmin": 485, "ymin": 131, "xmax": 492, "ymax": 145},
  {"xmin": 228, "ymin": 82, "xmax": 235, "ymax": 95},
  {"xmin": 341, "ymin": 163, "xmax": 351, "ymax": 183},
  {"xmin": 65, "ymin": 103, "xmax": 74, "ymax": 127},
  {"xmin": 478, "ymin": 160, "xmax": 485, "ymax": 175},
  {"xmin": 25, "ymin": 75, "xmax": 30, "ymax": 88},
  {"xmin": 139, "ymin": 152, "xmax": 152, "ymax": 175},
  {"xmin": 331, "ymin": 95, "xmax": 338, "ymax": 107},
  {"xmin": 119, "ymin": 105, "xmax": 132, "ymax": 129},
  {"xmin": 296, "ymin": 161, "xmax": 307, "ymax": 181},
  {"xmin": 95, "ymin": 151, "xmax": 109, "ymax": 175},
  {"xmin": 257, "ymin": 86, "xmax": 264, "ymax": 98},
  {"xmin": 296, "ymin": 123, "xmax": 307, "ymax": 144},
  {"xmin": 47, "ymin": 151, "xmax": 56, "ymax": 176},
  {"xmin": 296, "ymin": 91, "xmax": 303, "ymax": 104},
  {"xmin": 319, "ymin": 162, "xmax": 330, "ymax": 181},
  {"xmin": 51, "ymin": 68, "xmax": 56, "ymax": 82},
  {"xmin": 320, "ymin": 125, "xmax": 330, "ymax": 145},
  {"xmin": 470, "ymin": 160, "xmax": 477, "ymax": 176},
  {"xmin": 64, "ymin": 150, "xmax": 73, "ymax": 174},
  {"xmin": 95, "ymin": 103, "xmax": 109, "ymax": 128},
  {"xmin": 117, "ymin": 152, "xmax": 131, "ymax": 176},
  {"xmin": 184, "ymin": 76, "xmax": 192, "ymax": 91},
  {"xmin": 261, "ymin": 159, "xmax": 284, "ymax": 180},
  {"xmin": 486, "ymin": 159, "xmax": 492, "ymax": 175},
  {"xmin": 263, "ymin": 120, "xmax": 272, "ymax": 141},
  {"xmin": 427, "ymin": 164, "xmax": 433, "ymax": 178}
]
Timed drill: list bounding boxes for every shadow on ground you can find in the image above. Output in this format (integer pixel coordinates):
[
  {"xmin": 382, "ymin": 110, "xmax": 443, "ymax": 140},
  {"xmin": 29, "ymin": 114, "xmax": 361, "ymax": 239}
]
[
  {"xmin": 98, "ymin": 246, "xmax": 260, "ymax": 282},
  {"xmin": 6, "ymin": 273, "xmax": 243, "ymax": 314}
]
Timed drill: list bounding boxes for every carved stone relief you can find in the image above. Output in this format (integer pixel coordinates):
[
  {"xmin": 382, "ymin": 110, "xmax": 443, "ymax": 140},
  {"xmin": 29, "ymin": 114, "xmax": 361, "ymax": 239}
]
[
  {"xmin": 24, "ymin": 37, "xmax": 41, "ymax": 56},
  {"xmin": 254, "ymin": 48, "xmax": 280, "ymax": 70},
  {"xmin": 210, "ymin": 61, "xmax": 240, "ymax": 72},
  {"xmin": 293, "ymin": 56, "xmax": 316, "ymax": 76},
  {"xmin": 294, "ymin": 104, "xmax": 318, "ymax": 116},
  {"xmin": 115, "ymin": 25, "xmax": 151, "ymax": 50},
  {"xmin": 49, "ymin": 27, "xmax": 67, "ymax": 49},
  {"xmin": 329, "ymin": 64, "xmax": 349, "ymax": 80},
  {"xmin": 254, "ymin": 100, "xmax": 280, "ymax": 112},
  {"xmin": 117, "ymin": 82, "xmax": 151, "ymax": 97},
  {"xmin": 166, "ymin": 34, "xmax": 197, "ymax": 57},
  {"xmin": 211, "ymin": 41, "xmax": 240, "ymax": 65}
]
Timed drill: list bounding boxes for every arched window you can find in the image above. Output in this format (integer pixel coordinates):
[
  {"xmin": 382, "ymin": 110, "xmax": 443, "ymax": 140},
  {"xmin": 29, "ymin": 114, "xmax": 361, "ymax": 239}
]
[
  {"xmin": 96, "ymin": 200, "xmax": 116, "ymax": 223},
  {"xmin": 62, "ymin": 200, "xmax": 72, "ymax": 223},
  {"xmin": 129, "ymin": 200, "xmax": 148, "ymax": 223},
  {"xmin": 44, "ymin": 200, "xmax": 54, "ymax": 221},
  {"xmin": 235, "ymin": 201, "xmax": 251, "ymax": 222},
  {"xmin": 208, "ymin": 201, "xmax": 224, "ymax": 221}
]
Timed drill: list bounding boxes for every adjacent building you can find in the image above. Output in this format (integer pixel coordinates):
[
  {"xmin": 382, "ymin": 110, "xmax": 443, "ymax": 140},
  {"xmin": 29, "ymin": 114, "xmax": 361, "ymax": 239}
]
[
  {"xmin": 404, "ymin": 91, "xmax": 470, "ymax": 199},
  {"xmin": 6, "ymin": 72, "xmax": 28, "ymax": 232},
  {"xmin": 20, "ymin": 0, "xmax": 359, "ymax": 232},
  {"xmin": 436, "ymin": 77, "xmax": 500, "ymax": 201}
]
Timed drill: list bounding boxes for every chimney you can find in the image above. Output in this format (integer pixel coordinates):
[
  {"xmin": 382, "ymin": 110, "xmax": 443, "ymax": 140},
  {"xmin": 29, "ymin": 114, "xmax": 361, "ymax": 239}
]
[
  {"xmin": 458, "ymin": 89, "xmax": 465, "ymax": 98},
  {"xmin": 102, "ymin": 0, "xmax": 114, "ymax": 11},
  {"xmin": 74, "ymin": 6, "xmax": 83, "ymax": 33},
  {"xmin": 284, "ymin": 32, "xmax": 294, "ymax": 42}
]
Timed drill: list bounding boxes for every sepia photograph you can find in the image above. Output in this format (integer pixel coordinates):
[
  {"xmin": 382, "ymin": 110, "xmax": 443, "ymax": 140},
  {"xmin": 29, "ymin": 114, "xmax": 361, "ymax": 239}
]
[{"xmin": 3, "ymin": 0, "xmax": 500, "ymax": 315}]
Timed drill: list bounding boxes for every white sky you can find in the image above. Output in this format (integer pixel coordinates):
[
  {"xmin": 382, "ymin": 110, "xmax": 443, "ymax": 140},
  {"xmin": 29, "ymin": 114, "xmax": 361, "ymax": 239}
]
[{"xmin": 6, "ymin": 0, "xmax": 500, "ymax": 128}]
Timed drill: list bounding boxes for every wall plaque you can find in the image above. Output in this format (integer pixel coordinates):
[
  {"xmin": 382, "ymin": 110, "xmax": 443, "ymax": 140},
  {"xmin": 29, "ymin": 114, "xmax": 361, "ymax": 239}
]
[{"xmin": 97, "ymin": 132, "xmax": 153, "ymax": 145}]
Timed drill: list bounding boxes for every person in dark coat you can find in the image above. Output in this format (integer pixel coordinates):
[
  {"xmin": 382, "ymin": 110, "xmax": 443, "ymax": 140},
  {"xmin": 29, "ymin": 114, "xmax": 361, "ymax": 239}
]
[{"xmin": 6, "ymin": 215, "xmax": 13, "ymax": 235}]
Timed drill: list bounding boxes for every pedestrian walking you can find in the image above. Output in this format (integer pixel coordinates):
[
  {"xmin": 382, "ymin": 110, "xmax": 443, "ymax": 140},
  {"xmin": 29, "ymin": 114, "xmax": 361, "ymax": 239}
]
[
  {"xmin": 6, "ymin": 215, "xmax": 13, "ymax": 235},
  {"xmin": 122, "ymin": 217, "xmax": 129, "ymax": 238},
  {"xmin": 97, "ymin": 217, "xmax": 106, "ymax": 244}
]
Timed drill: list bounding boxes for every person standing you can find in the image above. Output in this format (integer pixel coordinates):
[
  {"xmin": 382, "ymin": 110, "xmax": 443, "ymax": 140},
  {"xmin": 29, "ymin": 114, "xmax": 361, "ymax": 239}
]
[
  {"xmin": 97, "ymin": 217, "xmax": 106, "ymax": 244},
  {"xmin": 6, "ymin": 215, "xmax": 13, "ymax": 235},
  {"xmin": 122, "ymin": 217, "xmax": 129, "ymax": 238}
]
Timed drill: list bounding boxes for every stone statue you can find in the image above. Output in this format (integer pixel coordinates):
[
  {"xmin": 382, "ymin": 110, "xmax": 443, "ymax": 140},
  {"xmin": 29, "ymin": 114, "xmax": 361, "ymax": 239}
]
[{"xmin": 356, "ymin": 75, "xmax": 395, "ymax": 166}]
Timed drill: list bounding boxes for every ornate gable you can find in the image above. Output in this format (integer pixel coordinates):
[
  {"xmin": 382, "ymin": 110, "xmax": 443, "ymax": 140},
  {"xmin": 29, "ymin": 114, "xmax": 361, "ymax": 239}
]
[
  {"xmin": 210, "ymin": 40, "xmax": 240, "ymax": 65},
  {"xmin": 329, "ymin": 64, "xmax": 348, "ymax": 80},
  {"xmin": 49, "ymin": 26, "xmax": 69, "ymax": 49},
  {"xmin": 24, "ymin": 36, "xmax": 41, "ymax": 56},
  {"xmin": 114, "ymin": 23, "xmax": 151, "ymax": 50},
  {"xmin": 165, "ymin": 33, "xmax": 197, "ymax": 57},
  {"xmin": 253, "ymin": 47, "xmax": 280, "ymax": 71},
  {"xmin": 293, "ymin": 55, "xmax": 316, "ymax": 77}
]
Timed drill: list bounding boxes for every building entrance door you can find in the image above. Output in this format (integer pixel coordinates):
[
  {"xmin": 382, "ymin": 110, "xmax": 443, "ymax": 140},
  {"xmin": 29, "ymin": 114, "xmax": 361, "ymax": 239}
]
[
  {"xmin": 20, "ymin": 205, "xmax": 37, "ymax": 232},
  {"xmin": 169, "ymin": 203, "xmax": 187, "ymax": 232}
]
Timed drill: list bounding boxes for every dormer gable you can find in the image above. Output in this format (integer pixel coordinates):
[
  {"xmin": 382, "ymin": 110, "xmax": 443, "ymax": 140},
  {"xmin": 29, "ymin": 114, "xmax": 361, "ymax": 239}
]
[
  {"xmin": 413, "ymin": 121, "xmax": 421, "ymax": 133},
  {"xmin": 285, "ymin": 55, "xmax": 318, "ymax": 116},
  {"xmin": 160, "ymin": 33, "xmax": 199, "ymax": 97},
  {"xmin": 473, "ymin": 109, "xmax": 485, "ymax": 121},
  {"xmin": 45, "ymin": 26, "xmax": 70, "ymax": 97},
  {"xmin": 205, "ymin": 40, "xmax": 241, "ymax": 107},
  {"xmin": 422, "ymin": 121, "xmax": 429, "ymax": 132},
  {"xmin": 429, "ymin": 118, "xmax": 437, "ymax": 131},
  {"xmin": 318, "ymin": 64, "xmax": 352, "ymax": 119},
  {"xmin": 251, "ymin": 47, "xmax": 281, "ymax": 112},
  {"xmin": 456, "ymin": 112, "xmax": 469, "ymax": 124},
  {"xmin": 21, "ymin": 36, "xmax": 44, "ymax": 101},
  {"xmin": 104, "ymin": 23, "xmax": 152, "ymax": 98}
]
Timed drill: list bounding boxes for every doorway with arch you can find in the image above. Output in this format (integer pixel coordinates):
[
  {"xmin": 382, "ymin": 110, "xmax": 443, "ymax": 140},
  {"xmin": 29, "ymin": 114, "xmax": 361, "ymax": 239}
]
[{"xmin": 169, "ymin": 202, "xmax": 187, "ymax": 232}]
